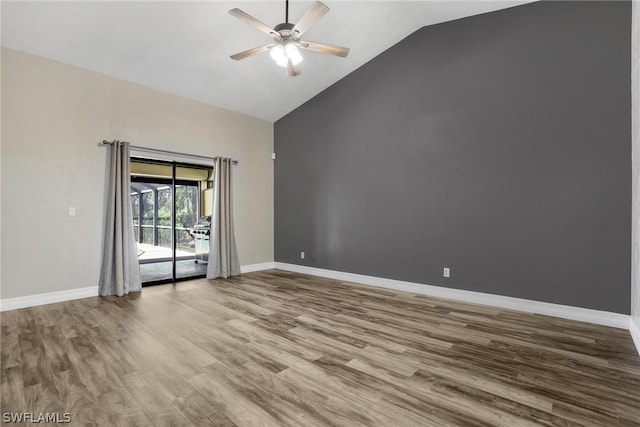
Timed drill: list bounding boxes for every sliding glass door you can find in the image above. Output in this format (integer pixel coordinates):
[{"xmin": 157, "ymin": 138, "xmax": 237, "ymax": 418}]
[
  {"xmin": 131, "ymin": 178, "xmax": 175, "ymax": 282},
  {"xmin": 175, "ymin": 183, "xmax": 204, "ymax": 280},
  {"xmin": 130, "ymin": 158, "xmax": 213, "ymax": 285}
]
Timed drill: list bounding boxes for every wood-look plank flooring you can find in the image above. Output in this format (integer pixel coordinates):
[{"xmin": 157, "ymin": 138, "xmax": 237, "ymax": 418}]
[{"xmin": 1, "ymin": 269, "xmax": 639, "ymax": 426}]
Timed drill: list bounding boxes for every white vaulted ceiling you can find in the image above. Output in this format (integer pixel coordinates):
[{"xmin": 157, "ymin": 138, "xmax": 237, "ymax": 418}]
[{"xmin": 1, "ymin": 1, "xmax": 531, "ymax": 121}]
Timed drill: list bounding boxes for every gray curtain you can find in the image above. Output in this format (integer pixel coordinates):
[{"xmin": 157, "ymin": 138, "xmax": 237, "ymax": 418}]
[
  {"xmin": 99, "ymin": 140, "xmax": 142, "ymax": 296},
  {"xmin": 207, "ymin": 157, "xmax": 241, "ymax": 279}
]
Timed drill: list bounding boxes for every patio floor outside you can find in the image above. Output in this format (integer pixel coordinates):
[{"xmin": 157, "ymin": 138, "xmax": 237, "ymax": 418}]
[{"xmin": 136, "ymin": 243, "xmax": 207, "ymax": 282}]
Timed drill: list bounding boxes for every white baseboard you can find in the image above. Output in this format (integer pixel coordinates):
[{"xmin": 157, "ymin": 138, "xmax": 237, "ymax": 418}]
[
  {"xmin": 0, "ymin": 262, "xmax": 276, "ymax": 311},
  {"xmin": 274, "ymin": 262, "xmax": 630, "ymax": 330},
  {"xmin": 630, "ymin": 317, "xmax": 640, "ymax": 356},
  {"xmin": 0, "ymin": 286, "xmax": 98, "ymax": 312},
  {"xmin": 2, "ymin": 262, "xmax": 633, "ymax": 339},
  {"xmin": 241, "ymin": 262, "xmax": 275, "ymax": 274}
]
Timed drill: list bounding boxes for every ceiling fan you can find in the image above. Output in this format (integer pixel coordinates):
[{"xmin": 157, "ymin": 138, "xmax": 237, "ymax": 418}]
[{"xmin": 229, "ymin": 0, "xmax": 350, "ymax": 77}]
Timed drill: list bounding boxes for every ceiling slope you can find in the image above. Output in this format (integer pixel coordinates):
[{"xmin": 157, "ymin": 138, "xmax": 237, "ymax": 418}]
[{"xmin": 1, "ymin": 1, "xmax": 531, "ymax": 121}]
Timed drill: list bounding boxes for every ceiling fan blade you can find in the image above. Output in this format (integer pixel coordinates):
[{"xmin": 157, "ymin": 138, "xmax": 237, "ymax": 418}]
[
  {"xmin": 229, "ymin": 8, "xmax": 278, "ymax": 38},
  {"xmin": 298, "ymin": 41, "xmax": 349, "ymax": 57},
  {"xmin": 292, "ymin": 1, "xmax": 329, "ymax": 37},
  {"xmin": 287, "ymin": 58, "xmax": 301, "ymax": 77},
  {"xmin": 230, "ymin": 44, "xmax": 275, "ymax": 61}
]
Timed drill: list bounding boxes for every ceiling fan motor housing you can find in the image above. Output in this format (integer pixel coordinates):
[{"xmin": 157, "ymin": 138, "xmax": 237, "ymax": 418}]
[{"xmin": 274, "ymin": 22, "xmax": 296, "ymax": 39}]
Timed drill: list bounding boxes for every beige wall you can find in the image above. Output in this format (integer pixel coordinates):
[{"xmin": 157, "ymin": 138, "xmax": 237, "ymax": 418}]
[{"xmin": 0, "ymin": 48, "xmax": 274, "ymax": 299}]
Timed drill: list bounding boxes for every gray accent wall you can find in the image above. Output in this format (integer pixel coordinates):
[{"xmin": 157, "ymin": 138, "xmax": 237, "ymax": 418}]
[
  {"xmin": 632, "ymin": 0, "xmax": 640, "ymax": 328},
  {"xmin": 275, "ymin": 1, "xmax": 631, "ymax": 314}
]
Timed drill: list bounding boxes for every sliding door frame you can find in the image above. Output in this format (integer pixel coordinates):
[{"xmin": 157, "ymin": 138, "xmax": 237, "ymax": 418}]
[{"xmin": 131, "ymin": 157, "xmax": 211, "ymax": 286}]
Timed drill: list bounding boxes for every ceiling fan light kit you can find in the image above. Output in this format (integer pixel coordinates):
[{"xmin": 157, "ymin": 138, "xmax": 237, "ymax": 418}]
[
  {"xmin": 229, "ymin": 0, "xmax": 350, "ymax": 77},
  {"xmin": 270, "ymin": 42, "xmax": 303, "ymax": 67}
]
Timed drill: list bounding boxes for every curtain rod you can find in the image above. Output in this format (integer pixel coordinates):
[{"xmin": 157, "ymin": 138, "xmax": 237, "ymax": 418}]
[{"xmin": 99, "ymin": 140, "xmax": 238, "ymax": 165}]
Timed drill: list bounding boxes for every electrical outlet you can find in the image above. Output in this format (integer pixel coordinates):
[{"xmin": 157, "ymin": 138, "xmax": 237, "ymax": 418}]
[
  {"xmin": 300, "ymin": 251, "xmax": 305, "ymax": 259},
  {"xmin": 68, "ymin": 206, "xmax": 76, "ymax": 217},
  {"xmin": 443, "ymin": 267, "xmax": 450, "ymax": 278}
]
